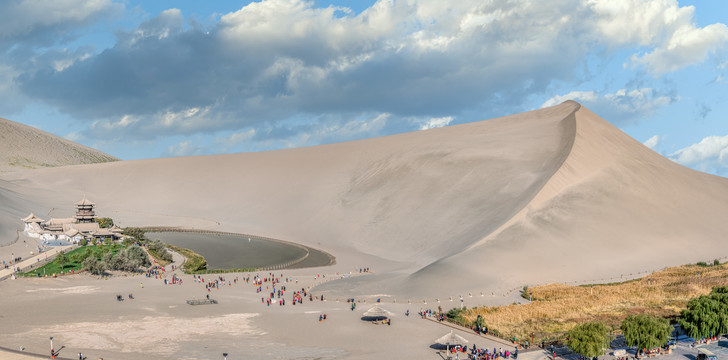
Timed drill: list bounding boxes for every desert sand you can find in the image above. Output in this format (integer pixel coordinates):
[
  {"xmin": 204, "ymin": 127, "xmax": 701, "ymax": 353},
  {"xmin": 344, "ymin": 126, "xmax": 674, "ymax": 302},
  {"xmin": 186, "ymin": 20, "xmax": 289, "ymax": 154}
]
[
  {"xmin": 1, "ymin": 101, "xmax": 727, "ymax": 358},
  {"xmin": 0, "ymin": 247, "xmax": 522, "ymax": 359},
  {"xmin": 0, "ymin": 117, "xmax": 117, "ymax": 173}
]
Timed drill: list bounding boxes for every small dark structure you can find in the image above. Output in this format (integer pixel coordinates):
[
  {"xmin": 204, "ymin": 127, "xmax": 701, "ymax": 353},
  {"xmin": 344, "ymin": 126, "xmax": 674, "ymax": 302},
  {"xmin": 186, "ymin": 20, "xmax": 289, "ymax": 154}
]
[{"xmin": 186, "ymin": 299, "xmax": 218, "ymax": 305}]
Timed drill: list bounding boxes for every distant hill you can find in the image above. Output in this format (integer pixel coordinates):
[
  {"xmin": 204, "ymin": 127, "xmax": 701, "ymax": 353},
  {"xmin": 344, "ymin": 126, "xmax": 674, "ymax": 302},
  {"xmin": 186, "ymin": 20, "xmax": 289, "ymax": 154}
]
[{"xmin": 0, "ymin": 117, "xmax": 118, "ymax": 172}]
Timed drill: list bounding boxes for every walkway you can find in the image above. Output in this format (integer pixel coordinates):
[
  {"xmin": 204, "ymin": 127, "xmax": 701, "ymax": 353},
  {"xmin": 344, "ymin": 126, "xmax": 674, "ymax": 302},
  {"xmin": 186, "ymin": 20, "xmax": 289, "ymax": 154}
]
[
  {"xmin": 423, "ymin": 316, "xmax": 535, "ymax": 350},
  {"xmin": 698, "ymin": 340, "xmax": 728, "ymax": 357},
  {"xmin": 0, "ymin": 244, "xmax": 77, "ymax": 281}
]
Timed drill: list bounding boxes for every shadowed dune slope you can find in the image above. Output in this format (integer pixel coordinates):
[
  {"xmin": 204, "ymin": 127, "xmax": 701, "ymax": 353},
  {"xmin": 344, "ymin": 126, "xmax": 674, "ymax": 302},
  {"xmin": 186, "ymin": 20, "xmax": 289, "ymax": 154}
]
[
  {"xmin": 0, "ymin": 117, "xmax": 118, "ymax": 172},
  {"xmin": 2, "ymin": 101, "xmax": 727, "ymax": 298},
  {"xmin": 402, "ymin": 103, "xmax": 728, "ymax": 298}
]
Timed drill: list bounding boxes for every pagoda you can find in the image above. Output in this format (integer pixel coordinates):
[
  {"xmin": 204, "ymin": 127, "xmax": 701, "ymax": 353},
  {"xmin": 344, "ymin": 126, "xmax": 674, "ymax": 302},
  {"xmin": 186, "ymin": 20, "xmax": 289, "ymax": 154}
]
[{"xmin": 75, "ymin": 196, "xmax": 96, "ymax": 223}]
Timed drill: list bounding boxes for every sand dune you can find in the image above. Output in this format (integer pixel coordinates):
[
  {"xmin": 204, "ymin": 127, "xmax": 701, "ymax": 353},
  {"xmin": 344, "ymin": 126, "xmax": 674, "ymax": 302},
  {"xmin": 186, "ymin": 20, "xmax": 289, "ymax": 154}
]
[
  {"xmin": 403, "ymin": 103, "xmax": 728, "ymax": 297},
  {"xmin": 0, "ymin": 117, "xmax": 117, "ymax": 173},
  {"xmin": 0, "ymin": 116, "xmax": 116, "ymax": 242},
  {"xmin": 1, "ymin": 101, "xmax": 727, "ymax": 299}
]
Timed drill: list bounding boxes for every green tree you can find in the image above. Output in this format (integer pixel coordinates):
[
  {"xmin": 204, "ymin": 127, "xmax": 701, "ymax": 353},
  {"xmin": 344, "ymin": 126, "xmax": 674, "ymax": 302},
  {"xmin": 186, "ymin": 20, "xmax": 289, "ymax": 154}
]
[
  {"xmin": 102, "ymin": 246, "xmax": 150, "ymax": 272},
  {"xmin": 566, "ymin": 321, "xmax": 611, "ymax": 358},
  {"xmin": 106, "ymin": 252, "xmax": 125, "ymax": 270},
  {"xmin": 679, "ymin": 286, "xmax": 728, "ymax": 339},
  {"xmin": 621, "ymin": 314, "xmax": 671, "ymax": 350},
  {"xmin": 125, "ymin": 246, "xmax": 150, "ymax": 268},
  {"xmin": 82, "ymin": 256, "xmax": 106, "ymax": 275},
  {"xmin": 95, "ymin": 217, "xmax": 114, "ymax": 228},
  {"xmin": 55, "ymin": 252, "xmax": 69, "ymax": 270},
  {"xmin": 71, "ymin": 247, "xmax": 93, "ymax": 263},
  {"xmin": 123, "ymin": 227, "xmax": 146, "ymax": 242},
  {"xmin": 147, "ymin": 239, "xmax": 173, "ymax": 262}
]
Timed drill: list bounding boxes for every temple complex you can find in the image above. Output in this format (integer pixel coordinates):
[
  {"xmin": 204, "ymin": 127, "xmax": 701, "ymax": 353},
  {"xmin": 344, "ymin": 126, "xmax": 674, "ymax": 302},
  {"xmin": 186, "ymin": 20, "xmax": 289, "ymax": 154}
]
[{"xmin": 21, "ymin": 197, "xmax": 122, "ymax": 243}]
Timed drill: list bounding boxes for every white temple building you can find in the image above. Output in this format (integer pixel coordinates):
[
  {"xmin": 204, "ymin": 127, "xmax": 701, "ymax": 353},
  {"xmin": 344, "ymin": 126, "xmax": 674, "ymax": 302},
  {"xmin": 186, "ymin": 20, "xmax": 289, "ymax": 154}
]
[{"xmin": 21, "ymin": 197, "xmax": 122, "ymax": 243}]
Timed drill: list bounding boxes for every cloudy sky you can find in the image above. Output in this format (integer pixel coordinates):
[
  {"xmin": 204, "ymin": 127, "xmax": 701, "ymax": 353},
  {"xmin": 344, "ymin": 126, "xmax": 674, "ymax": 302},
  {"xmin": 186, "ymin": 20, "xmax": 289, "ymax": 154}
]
[{"xmin": 2, "ymin": 0, "xmax": 728, "ymax": 175}]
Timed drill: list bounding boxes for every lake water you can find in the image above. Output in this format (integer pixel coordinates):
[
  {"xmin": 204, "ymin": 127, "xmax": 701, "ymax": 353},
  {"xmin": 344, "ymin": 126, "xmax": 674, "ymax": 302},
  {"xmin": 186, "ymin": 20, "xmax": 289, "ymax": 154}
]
[{"xmin": 149, "ymin": 231, "xmax": 332, "ymax": 270}]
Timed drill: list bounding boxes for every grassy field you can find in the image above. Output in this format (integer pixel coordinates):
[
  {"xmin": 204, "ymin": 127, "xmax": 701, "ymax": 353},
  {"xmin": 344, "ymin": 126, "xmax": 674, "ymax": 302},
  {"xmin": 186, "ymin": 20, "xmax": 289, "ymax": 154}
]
[
  {"xmin": 462, "ymin": 262, "xmax": 728, "ymax": 344},
  {"xmin": 19, "ymin": 244, "xmax": 123, "ymax": 277},
  {"xmin": 166, "ymin": 244, "xmax": 207, "ymax": 273}
]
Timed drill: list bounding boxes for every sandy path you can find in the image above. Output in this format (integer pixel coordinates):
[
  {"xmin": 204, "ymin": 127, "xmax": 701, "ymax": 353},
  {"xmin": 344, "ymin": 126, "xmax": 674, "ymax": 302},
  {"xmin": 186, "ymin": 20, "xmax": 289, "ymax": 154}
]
[{"xmin": 0, "ymin": 242, "xmax": 76, "ymax": 280}]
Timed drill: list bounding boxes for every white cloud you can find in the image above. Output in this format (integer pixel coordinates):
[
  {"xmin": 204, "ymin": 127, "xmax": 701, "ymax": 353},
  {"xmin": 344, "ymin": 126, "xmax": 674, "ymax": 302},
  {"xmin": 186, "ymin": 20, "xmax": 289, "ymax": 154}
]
[
  {"xmin": 247, "ymin": 112, "xmax": 391, "ymax": 150},
  {"xmin": 52, "ymin": 52, "xmax": 90, "ymax": 72},
  {"xmin": 214, "ymin": 129, "xmax": 256, "ymax": 152},
  {"xmin": 124, "ymin": 8, "xmax": 184, "ymax": 45},
  {"xmin": 86, "ymin": 107, "xmax": 213, "ymax": 140},
  {"xmin": 541, "ymin": 91, "xmax": 599, "ymax": 108},
  {"xmin": 89, "ymin": 114, "xmax": 140, "ymax": 134},
  {"xmin": 0, "ymin": 0, "xmax": 122, "ymax": 116},
  {"xmin": 166, "ymin": 141, "xmax": 203, "ymax": 157},
  {"xmin": 64, "ymin": 132, "xmax": 81, "ymax": 142},
  {"xmin": 541, "ymin": 88, "xmax": 677, "ymax": 124},
  {"xmin": 632, "ymin": 23, "xmax": 728, "ymax": 73},
  {"xmin": 6, "ymin": 0, "xmax": 724, "ymax": 151},
  {"xmin": 670, "ymin": 135, "xmax": 728, "ymax": 170},
  {"xmin": 17, "ymin": 1, "xmax": 592, "ymax": 135},
  {"xmin": 0, "ymin": 0, "xmax": 122, "ymax": 48},
  {"xmin": 289, "ymin": 113, "xmax": 390, "ymax": 148},
  {"xmin": 419, "ymin": 116, "xmax": 454, "ymax": 130},
  {"xmin": 603, "ymin": 88, "xmax": 675, "ymax": 115},
  {"xmin": 589, "ymin": 0, "xmax": 728, "ymax": 73},
  {"xmin": 643, "ymin": 135, "xmax": 661, "ymax": 149}
]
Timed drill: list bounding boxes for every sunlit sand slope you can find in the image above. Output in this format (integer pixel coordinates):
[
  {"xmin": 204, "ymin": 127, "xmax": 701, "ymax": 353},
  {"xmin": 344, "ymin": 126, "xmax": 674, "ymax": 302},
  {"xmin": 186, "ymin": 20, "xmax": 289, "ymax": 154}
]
[{"xmin": 0, "ymin": 117, "xmax": 118, "ymax": 172}]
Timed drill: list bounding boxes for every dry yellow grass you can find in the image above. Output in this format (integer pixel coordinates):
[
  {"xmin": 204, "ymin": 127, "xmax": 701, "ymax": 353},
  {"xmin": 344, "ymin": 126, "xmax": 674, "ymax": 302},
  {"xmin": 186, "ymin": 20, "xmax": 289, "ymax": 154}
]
[{"xmin": 464, "ymin": 263, "xmax": 728, "ymax": 344}]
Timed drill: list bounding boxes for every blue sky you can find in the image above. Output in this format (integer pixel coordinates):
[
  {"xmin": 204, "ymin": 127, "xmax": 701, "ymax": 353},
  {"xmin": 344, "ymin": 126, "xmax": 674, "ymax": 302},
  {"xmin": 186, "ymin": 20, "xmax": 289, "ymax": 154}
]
[{"xmin": 1, "ymin": 0, "xmax": 727, "ymax": 176}]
